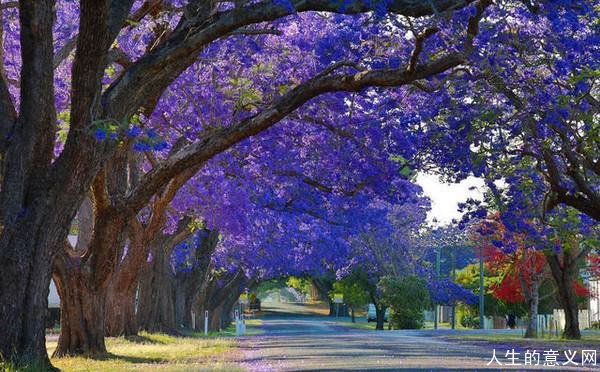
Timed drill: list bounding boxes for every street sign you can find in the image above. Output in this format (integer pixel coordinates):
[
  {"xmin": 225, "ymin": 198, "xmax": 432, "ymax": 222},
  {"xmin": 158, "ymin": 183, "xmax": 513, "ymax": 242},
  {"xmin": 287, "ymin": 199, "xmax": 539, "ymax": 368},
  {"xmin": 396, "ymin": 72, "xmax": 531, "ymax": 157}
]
[
  {"xmin": 333, "ymin": 293, "xmax": 343, "ymax": 303},
  {"xmin": 239, "ymin": 293, "xmax": 249, "ymax": 305}
]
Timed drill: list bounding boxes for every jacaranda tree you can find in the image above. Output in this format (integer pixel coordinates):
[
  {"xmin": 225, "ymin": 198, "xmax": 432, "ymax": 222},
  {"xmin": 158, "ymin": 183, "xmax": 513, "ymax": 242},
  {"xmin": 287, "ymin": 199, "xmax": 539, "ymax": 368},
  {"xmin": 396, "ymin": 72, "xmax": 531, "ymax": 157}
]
[{"xmin": 0, "ymin": 0, "xmax": 491, "ymax": 366}]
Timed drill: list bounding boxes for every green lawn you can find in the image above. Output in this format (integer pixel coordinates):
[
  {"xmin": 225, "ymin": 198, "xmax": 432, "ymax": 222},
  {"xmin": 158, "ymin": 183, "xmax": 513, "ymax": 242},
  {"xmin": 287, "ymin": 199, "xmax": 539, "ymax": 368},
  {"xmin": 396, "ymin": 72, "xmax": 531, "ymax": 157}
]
[
  {"xmin": 2, "ymin": 324, "xmax": 262, "ymax": 372},
  {"xmin": 446, "ymin": 330, "xmax": 600, "ymax": 345},
  {"xmin": 45, "ymin": 332, "xmax": 241, "ymax": 371},
  {"xmin": 336, "ymin": 320, "xmax": 378, "ymax": 330},
  {"xmin": 42, "ymin": 320, "xmax": 264, "ymax": 371},
  {"xmin": 188, "ymin": 318, "xmax": 263, "ymax": 337}
]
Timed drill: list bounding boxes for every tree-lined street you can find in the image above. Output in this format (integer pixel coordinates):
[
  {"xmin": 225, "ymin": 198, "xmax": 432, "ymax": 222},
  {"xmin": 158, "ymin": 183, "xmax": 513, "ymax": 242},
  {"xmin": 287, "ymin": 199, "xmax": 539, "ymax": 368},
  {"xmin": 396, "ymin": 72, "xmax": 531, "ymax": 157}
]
[{"xmin": 0, "ymin": 0, "xmax": 598, "ymax": 370}]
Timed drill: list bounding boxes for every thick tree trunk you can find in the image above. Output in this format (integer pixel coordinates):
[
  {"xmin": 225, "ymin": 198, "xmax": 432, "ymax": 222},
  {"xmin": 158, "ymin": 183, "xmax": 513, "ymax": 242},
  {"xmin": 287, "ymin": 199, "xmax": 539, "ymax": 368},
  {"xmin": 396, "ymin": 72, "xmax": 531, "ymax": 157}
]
[
  {"xmin": 220, "ymin": 289, "xmax": 243, "ymax": 330},
  {"xmin": 0, "ymin": 235, "xmax": 54, "ymax": 367},
  {"xmin": 53, "ymin": 208, "xmax": 127, "ymax": 356},
  {"xmin": 547, "ymin": 253, "xmax": 581, "ymax": 339},
  {"xmin": 196, "ymin": 271, "xmax": 245, "ymax": 332},
  {"xmin": 105, "ymin": 283, "xmax": 138, "ymax": 337},
  {"xmin": 137, "ymin": 245, "xmax": 177, "ymax": 333},
  {"xmin": 52, "ymin": 259, "xmax": 107, "ymax": 357},
  {"xmin": 561, "ymin": 296, "xmax": 581, "ymax": 339},
  {"xmin": 173, "ymin": 229, "xmax": 219, "ymax": 330},
  {"xmin": 174, "ymin": 284, "xmax": 189, "ymax": 329}
]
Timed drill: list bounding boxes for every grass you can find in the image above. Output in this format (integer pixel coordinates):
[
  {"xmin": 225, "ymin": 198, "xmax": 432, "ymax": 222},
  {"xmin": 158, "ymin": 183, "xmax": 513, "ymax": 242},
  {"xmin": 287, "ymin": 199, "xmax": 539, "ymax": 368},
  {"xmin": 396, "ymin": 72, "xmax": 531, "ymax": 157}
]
[
  {"xmin": 2, "ymin": 319, "xmax": 263, "ymax": 371},
  {"xmin": 44, "ymin": 332, "xmax": 241, "ymax": 371},
  {"xmin": 446, "ymin": 330, "xmax": 600, "ymax": 345},
  {"xmin": 339, "ymin": 321, "xmax": 379, "ymax": 330},
  {"xmin": 187, "ymin": 318, "xmax": 263, "ymax": 337}
]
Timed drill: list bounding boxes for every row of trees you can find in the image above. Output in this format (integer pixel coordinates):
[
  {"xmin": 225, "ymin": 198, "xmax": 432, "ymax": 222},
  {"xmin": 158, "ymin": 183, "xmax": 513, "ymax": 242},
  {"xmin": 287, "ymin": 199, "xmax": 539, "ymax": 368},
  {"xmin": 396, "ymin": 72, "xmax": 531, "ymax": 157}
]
[
  {"xmin": 0, "ymin": 0, "xmax": 597, "ymax": 369},
  {"xmin": 467, "ymin": 211, "xmax": 598, "ymax": 339},
  {"xmin": 1, "ymin": 1, "xmax": 490, "ymax": 367}
]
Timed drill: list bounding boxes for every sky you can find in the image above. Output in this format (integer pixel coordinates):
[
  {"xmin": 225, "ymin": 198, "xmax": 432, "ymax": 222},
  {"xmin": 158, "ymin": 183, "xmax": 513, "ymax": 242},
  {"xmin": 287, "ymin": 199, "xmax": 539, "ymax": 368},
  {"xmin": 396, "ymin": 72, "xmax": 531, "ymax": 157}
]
[{"xmin": 416, "ymin": 173, "xmax": 486, "ymax": 226}]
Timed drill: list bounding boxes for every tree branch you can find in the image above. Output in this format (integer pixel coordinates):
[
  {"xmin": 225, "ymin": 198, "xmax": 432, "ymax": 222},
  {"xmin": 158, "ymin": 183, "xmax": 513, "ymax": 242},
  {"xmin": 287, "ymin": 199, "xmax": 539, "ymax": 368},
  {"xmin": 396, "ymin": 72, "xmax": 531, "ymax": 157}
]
[
  {"xmin": 53, "ymin": 35, "xmax": 78, "ymax": 68},
  {"xmin": 407, "ymin": 27, "xmax": 440, "ymax": 73},
  {"xmin": 103, "ymin": 0, "xmax": 475, "ymax": 120},
  {"xmin": 122, "ymin": 0, "xmax": 492, "ymax": 212},
  {"xmin": 0, "ymin": 1, "xmax": 18, "ymax": 10},
  {"xmin": 125, "ymin": 50, "xmax": 467, "ymax": 212}
]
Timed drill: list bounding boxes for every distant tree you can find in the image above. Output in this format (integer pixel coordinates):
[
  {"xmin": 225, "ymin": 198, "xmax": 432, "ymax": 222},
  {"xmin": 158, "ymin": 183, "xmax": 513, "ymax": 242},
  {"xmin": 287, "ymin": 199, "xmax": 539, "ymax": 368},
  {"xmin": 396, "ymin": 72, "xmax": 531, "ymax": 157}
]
[
  {"xmin": 379, "ymin": 275, "xmax": 429, "ymax": 329},
  {"xmin": 332, "ymin": 275, "xmax": 370, "ymax": 322}
]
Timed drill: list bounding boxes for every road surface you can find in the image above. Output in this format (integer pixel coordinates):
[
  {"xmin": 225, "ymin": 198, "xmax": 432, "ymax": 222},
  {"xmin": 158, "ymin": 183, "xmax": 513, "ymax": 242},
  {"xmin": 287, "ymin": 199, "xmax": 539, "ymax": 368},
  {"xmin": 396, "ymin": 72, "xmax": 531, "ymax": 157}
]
[{"xmin": 237, "ymin": 302, "xmax": 598, "ymax": 371}]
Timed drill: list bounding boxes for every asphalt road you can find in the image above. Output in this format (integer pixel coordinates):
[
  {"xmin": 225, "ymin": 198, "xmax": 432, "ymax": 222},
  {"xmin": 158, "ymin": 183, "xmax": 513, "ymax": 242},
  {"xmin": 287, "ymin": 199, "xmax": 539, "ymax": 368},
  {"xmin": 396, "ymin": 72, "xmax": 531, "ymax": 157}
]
[{"xmin": 237, "ymin": 302, "xmax": 599, "ymax": 371}]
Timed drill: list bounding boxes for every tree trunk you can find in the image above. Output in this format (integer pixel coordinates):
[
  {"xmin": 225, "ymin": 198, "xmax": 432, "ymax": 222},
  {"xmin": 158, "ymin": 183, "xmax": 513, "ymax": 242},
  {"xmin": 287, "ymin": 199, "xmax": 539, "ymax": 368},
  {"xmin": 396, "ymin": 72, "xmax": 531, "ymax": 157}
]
[
  {"xmin": 173, "ymin": 229, "xmax": 219, "ymax": 330},
  {"xmin": 174, "ymin": 284, "xmax": 188, "ymax": 329},
  {"xmin": 220, "ymin": 289, "xmax": 243, "ymax": 330},
  {"xmin": 561, "ymin": 295, "xmax": 581, "ymax": 339},
  {"xmin": 137, "ymin": 245, "xmax": 177, "ymax": 333},
  {"xmin": 375, "ymin": 306, "xmax": 385, "ymax": 330},
  {"xmin": 351, "ymin": 307, "xmax": 355, "ymax": 323},
  {"xmin": 0, "ymin": 236, "xmax": 54, "ymax": 368},
  {"xmin": 328, "ymin": 300, "xmax": 336, "ymax": 317},
  {"xmin": 311, "ymin": 277, "xmax": 334, "ymax": 315},
  {"xmin": 547, "ymin": 252, "xmax": 581, "ymax": 339},
  {"xmin": 51, "ymin": 202, "xmax": 128, "ymax": 358},
  {"xmin": 518, "ymin": 253, "xmax": 541, "ymax": 339},
  {"xmin": 52, "ymin": 259, "xmax": 107, "ymax": 357},
  {"xmin": 105, "ymin": 282, "xmax": 138, "ymax": 337},
  {"xmin": 524, "ymin": 281, "xmax": 540, "ymax": 338},
  {"xmin": 210, "ymin": 302, "xmax": 225, "ymax": 331}
]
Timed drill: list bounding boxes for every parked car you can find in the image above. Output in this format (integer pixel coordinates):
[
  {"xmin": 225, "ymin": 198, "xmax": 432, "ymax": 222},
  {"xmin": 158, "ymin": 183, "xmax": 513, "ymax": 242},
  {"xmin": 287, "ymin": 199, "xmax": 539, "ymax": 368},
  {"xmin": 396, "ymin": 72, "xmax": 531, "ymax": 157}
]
[{"xmin": 366, "ymin": 304, "xmax": 389, "ymax": 322}]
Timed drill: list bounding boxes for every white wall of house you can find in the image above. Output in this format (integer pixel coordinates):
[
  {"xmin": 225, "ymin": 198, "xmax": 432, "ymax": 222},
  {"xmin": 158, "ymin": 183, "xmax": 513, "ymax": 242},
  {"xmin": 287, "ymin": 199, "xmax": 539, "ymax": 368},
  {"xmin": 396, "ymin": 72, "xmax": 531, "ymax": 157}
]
[{"xmin": 48, "ymin": 280, "xmax": 60, "ymax": 308}]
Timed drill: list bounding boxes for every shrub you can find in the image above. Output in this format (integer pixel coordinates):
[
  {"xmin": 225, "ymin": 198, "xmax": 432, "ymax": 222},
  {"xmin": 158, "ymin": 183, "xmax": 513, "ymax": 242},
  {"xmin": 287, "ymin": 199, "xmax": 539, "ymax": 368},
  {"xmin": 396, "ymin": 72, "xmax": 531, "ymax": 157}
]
[{"xmin": 379, "ymin": 275, "xmax": 430, "ymax": 329}]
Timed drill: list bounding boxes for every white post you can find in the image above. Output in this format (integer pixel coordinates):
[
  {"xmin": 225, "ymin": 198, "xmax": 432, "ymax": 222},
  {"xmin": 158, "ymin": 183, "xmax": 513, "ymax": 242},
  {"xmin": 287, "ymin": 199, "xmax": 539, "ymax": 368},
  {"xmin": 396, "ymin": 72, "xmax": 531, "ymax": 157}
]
[
  {"xmin": 204, "ymin": 310, "xmax": 209, "ymax": 335},
  {"xmin": 235, "ymin": 309, "xmax": 240, "ymax": 336},
  {"xmin": 241, "ymin": 313, "xmax": 246, "ymax": 334},
  {"xmin": 191, "ymin": 311, "xmax": 195, "ymax": 330}
]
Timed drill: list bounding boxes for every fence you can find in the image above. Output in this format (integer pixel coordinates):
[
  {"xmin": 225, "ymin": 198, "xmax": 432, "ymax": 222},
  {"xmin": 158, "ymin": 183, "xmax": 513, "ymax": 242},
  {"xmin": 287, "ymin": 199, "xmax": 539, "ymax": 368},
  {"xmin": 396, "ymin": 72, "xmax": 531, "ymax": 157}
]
[{"xmin": 553, "ymin": 309, "xmax": 590, "ymax": 330}]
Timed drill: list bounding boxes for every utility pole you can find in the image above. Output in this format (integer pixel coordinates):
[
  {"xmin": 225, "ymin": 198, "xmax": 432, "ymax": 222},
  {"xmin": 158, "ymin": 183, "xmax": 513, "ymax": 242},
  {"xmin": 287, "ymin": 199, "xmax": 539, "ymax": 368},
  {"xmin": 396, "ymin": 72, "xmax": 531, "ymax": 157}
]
[
  {"xmin": 479, "ymin": 245, "xmax": 485, "ymax": 329},
  {"xmin": 451, "ymin": 248, "xmax": 456, "ymax": 330},
  {"xmin": 434, "ymin": 247, "xmax": 441, "ymax": 330}
]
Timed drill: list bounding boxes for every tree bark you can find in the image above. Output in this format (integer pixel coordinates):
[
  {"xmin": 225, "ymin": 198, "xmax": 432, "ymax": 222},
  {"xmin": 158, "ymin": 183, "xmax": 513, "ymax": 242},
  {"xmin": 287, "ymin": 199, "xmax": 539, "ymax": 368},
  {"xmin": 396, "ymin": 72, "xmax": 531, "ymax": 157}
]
[
  {"xmin": 105, "ymin": 281, "xmax": 138, "ymax": 337},
  {"xmin": 197, "ymin": 271, "xmax": 245, "ymax": 332},
  {"xmin": 0, "ymin": 238, "xmax": 54, "ymax": 367},
  {"xmin": 174, "ymin": 229, "xmax": 219, "ymax": 329},
  {"xmin": 52, "ymin": 253, "xmax": 107, "ymax": 357},
  {"xmin": 523, "ymin": 281, "xmax": 540, "ymax": 338},
  {"xmin": 547, "ymin": 252, "xmax": 581, "ymax": 339},
  {"xmin": 53, "ymin": 209, "xmax": 128, "ymax": 356},
  {"xmin": 375, "ymin": 305, "xmax": 386, "ymax": 330},
  {"xmin": 137, "ymin": 243, "xmax": 177, "ymax": 333}
]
